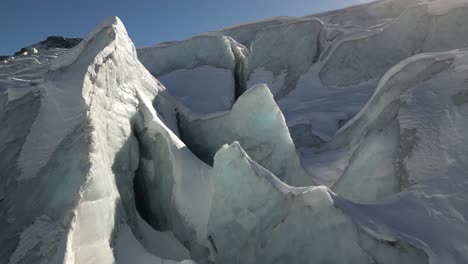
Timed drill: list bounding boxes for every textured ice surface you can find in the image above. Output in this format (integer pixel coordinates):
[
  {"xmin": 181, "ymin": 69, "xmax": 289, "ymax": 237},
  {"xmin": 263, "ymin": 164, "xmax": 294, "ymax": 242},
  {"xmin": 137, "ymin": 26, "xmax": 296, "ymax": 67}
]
[
  {"xmin": 179, "ymin": 84, "xmax": 314, "ymax": 186},
  {"xmin": 327, "ymin": 49, "xmax": 468, "ymax": 263},
  {"xmin": 207, "ymin": 142, "xmax": 426, "ymax": 264},
  {"xmin": 219, "ymin": 17, "xmax": 295, "ymax": 46},
  {"xmin": 320, "ymin": 3, "xmax": 468, "ymax": 86},
  {"xmin": 138, "ymin": 34, "xmax": 235, "ymax": 76},
  {"xmin": 132, "ymin": 111, "xmax": 427, "ymax": 263},
  {"xmin": 246, "ymin": 19, "xmax": 324, "ymax": 98},
  {"xmin": 4, "ymin": 0, "xmax": 468, "ymax": 263},
  {"xmin": 138, "ymin": 34, "xmax": 236, "ymax": 114},
  {"xmin": 312, "ymin": 0, "xmax": 424, "ymax": 27},
  {"xmin": 0, "ymin": 16, "xmax": 193, "ymax": 264},
  {"xmin": 158, "ymin": 66, "xmax": 234, "ymax": 114}
]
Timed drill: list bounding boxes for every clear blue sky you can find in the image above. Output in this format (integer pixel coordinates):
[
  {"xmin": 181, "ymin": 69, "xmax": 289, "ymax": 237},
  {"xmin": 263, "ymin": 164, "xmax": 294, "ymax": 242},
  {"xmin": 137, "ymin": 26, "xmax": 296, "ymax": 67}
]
[{"xmin": 0, "ymin": 0, "xmax": 368, "ymax": 55}]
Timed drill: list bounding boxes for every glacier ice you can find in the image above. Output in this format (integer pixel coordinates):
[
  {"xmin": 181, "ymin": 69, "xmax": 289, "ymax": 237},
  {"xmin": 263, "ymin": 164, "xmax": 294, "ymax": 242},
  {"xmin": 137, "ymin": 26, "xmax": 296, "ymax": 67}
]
[
  {"xmin": 312, "ymin": 0, "xmax": 424, "ymax": 27},
  {"xmin": 219, "ymin": 17, "xmax": 296, "ymax": 47},
  {"xmin": 207, "ymin": 142, "xmax": 426, "ymax": 264},
  {"xmin": 132, "ymin": 108, "xmax": 428, "ymax": 263},
  {"xmin": 137, "ymin": 34, "xmax": 237, "ymax": 114},
  {"xmin": 3, "ymin": 0, "xmax": 468, "ymax": 263},
  {"xmin": 320, "ymin": 3, "xmax": 468, "ymax": 86},
  {"xmin": 246, "ymin": 19, "xmax": 324, "ymax": 98},
  {"xmin": 0, "ymin": 16, "xmax": 193, "ymax": 264},
  {"xmin": 178, "ymin": 84, "xmax": 314, "ymax": 186}
]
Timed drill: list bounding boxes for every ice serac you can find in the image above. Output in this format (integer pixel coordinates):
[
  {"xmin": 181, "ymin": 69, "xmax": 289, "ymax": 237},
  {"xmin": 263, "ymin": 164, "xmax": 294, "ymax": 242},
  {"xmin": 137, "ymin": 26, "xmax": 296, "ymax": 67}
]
[
  {"xmin": 325, "ymin": 52, "xmax": 454, "ymax": 202},
  {"xmin": 207, "ymin": 142, "xmax": 426, "ymax": 264},
  {"xmin": 320, "ymin": 3, "xmax": 468, "ymax": 86},
  {"xmin": 0, "ymin": 16, "xmax": 193, "ymax": 264},
  {"xmin": 132, "ymin": 120, "xmax": 427, "ymax": 264},
  {"xmin": 179, "ymin": 84, "xmax": 314, "ymax": 186},
  {"xmin": 219, "ymin": 17, "xmax": 294, "ymax": 47},
  {"xmin": 246, "ymin": 19, "xmax": 324, "ymax": 98},
  {"xmin": 329, "ymin": 48, "xmax": 468, "ymax": 262},
  {"xmin": 331, "ymin": 53, "xmax": 458, "ymax": 196},
  {"xmin": 137, "ymin": 34, "xmax": 236, "ymax": 114},
  {"xmin": 133, "ymin": 89, "xmax": 215, "ymax": 262}
]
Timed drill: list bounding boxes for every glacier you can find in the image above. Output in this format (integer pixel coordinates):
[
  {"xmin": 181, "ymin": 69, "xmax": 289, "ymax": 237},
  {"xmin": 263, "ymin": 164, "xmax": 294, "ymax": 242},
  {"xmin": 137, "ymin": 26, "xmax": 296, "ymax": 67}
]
[{"xmin": 2, "ymin": 0, "xmax": 468, "ymax": 263}]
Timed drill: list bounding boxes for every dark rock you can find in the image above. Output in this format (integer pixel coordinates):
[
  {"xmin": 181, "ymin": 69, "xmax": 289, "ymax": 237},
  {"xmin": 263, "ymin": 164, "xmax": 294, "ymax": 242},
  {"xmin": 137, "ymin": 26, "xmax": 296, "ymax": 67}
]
[
  {"xmin": 14, "ymin": 48, "xmax": 28, "ymax": 56},
  {"xmin": 41, "ymin": 36, "xmax": 82, "ymax": 49},
  {"xmin": 13, "ymin": 36, "xmax": 83, "ymax": 56}
]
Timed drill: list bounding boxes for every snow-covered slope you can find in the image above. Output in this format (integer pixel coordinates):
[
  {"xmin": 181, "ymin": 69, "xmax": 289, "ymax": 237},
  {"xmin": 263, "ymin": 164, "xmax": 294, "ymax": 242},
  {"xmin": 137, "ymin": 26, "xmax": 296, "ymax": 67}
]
[{"xmin": 3, "ymin": 0, "xmax": 468, "ymax": 263}]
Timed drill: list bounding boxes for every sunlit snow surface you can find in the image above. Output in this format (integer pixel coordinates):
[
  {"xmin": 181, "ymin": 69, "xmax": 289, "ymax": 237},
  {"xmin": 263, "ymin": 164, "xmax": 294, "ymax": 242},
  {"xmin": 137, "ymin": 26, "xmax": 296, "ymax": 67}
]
[{"xmin": 2, "ymin": 0, "xmax": 468, "ymax": 263}]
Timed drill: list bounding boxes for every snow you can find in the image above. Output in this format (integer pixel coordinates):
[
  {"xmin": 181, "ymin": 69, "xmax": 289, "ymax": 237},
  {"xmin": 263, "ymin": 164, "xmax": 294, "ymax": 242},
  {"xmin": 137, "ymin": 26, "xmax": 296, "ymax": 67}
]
[
  {"xmin": 312, "ymin": 0, "xmax": 424, "ymax": 27},
  {"xmin": 319, "ymin": 1, "xmax": 468, "ymax": 87},
  {"xmin": 16, "ymin": 80, "xmax": 87, "ymax": 181},
  {"xmin": 135, "ymin": 214, "xmax": 191, "ymax": 261},
  {"xmin": 219, "ymin": 16, "xmax": 295, "ymax": 46},
  {"xmin": 246, "ymin": 19, "xmax": 324, "ymax": 97},
  {"xmin": 115, "ymin": 225, "xmax": 195, "ymax": 264},
  {"xmin": 4, "ymin": 0, "xmax": 468, "ymax": 263},
  {"xmin": 137, "ymin": 33, "xmax": 237, "ymax": 115},
  {"xmin": 0, "ymin": 16, "xmax": 193, "ymax": 264},
  {"xmin": 15, "ymin": 17, "xmax": 125, "ymax": 181},
  {"xmin": 246, "ymin": 67, "xmax": 286, "ymax": 96},
  {"xmin": 8, "ymin": 215, "xmax": 65, "ymax": 264},
  {"xmin": 327, "ymin": 48, "xmax": 468, "ymax": 263},
  {"xmin": 5, "ymin": 87, "xmax": 36, "ymax": 102},
  {"xmin": 158, "ymin": 66, "xmax": 234, "ymax": 114},
  {"xmin": 427, "ymin": 0, "xmax": 468, "ymax": 15}
]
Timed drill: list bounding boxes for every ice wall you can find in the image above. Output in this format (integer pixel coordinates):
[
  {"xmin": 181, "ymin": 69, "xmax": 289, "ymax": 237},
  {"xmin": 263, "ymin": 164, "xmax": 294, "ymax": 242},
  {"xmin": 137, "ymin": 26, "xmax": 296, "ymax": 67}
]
[
  {"xmin": 0, "ymin": 17, "xmax": 193, "ymax": 264},
  {"xmin": 178, "ymin": 84, "xmax": 314, "ymax": 186},
  {"xmin": 138, "ymin": 34, "xmax": 236, "ymax": 114},
  {"xmin": 320, "ymin": 4, "xmax": 468, "ymax": 86},
  {"xmin": 246, "ymin": 19, "xmax": 324, "ymax": 98},
  {"xmin": 312, "ymin": 0, "xmax": 424, "ymax": 27},
  {"xmin": 219, "ymin": 17, "xmax": 294, "ymax": 47},
  {"xmin": 133, "ymin": 116, "xmax": 427, "ymax": 264},
  {"xmin": 206, "ymin": 142, "xmax": 426, "ymax": 264}
]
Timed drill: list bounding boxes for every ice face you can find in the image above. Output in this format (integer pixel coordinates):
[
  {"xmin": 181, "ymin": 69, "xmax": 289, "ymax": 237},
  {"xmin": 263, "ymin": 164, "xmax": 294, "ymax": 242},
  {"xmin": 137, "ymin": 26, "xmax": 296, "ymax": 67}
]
[
  {"xmin": 0, "ymin": 17, "xmax": 193, "ymax": 264},
  {"xmin": 206, "ymin": 142, "xmax": 426, "ymax": 264},
  {"xmin": 219, "ymin": 17, "xmax": 295, "ymax": 47},
  {"xmin": 178, "ymin": 84, "xmax": 315, "ymax": 187},
  {"xmin": 320, "ymin": 3, "xmax": 468, "ymax": 86},
  {"xmin": 137, "ymin": 34, "xmax": 237, "ymax": 115},
  {"xmin": 246, "ymin": 19, "xmax": 324, "ymax": 98},
  {"xmin": 138, "ymin": 34, "xmax": 235, "ymax": 77},
  {"xmin": 157, "ymin": 66, "xmax": 234, "ymax": 114},
  {"xmin": 132, "ymin": 115, "xmax": 427, "ymax": 263},
  {"xmin": 132, "ymin": 80, "xmax": 427, "ymax": 263},
  {"xmin": 333, "ymin": 118, "xmax": 401, "ymax": 202},
  {"xmin": 312, "ymin": 0, "xmax": 424, "ymax": 27}
]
